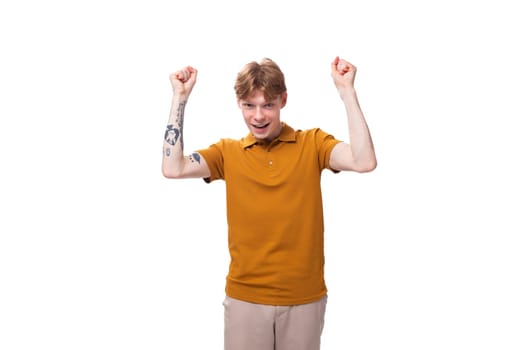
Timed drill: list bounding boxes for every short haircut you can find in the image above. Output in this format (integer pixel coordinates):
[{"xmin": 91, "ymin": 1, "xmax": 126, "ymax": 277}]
[{"xmin": 234, "ymin": 58, "xmax": 287, "ymax": 101}]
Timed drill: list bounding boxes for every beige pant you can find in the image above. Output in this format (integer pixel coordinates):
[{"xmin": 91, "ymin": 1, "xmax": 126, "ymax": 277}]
[{"xmin": 223, "ymin": 295, "xmax": 327, "ymax": 350}]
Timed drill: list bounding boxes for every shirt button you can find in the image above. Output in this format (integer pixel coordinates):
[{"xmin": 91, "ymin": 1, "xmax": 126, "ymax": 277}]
[{"xmin": 269, "ymin": 160, "xmax": 273, "ymax": 165}]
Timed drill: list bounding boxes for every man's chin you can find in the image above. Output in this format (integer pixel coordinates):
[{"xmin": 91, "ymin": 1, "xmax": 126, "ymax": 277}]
[{"xmin": 251, "ymin": 128, "xmax": 269, "ymax": 138}]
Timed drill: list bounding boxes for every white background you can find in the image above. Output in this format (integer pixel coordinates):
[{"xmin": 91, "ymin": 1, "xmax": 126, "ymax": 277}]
[{"xmin": 1, "ymin": 0, "xmax": 524, "ymax": 349}]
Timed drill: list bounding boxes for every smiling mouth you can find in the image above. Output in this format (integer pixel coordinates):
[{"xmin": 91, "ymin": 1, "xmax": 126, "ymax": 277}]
[{"xmin": 253, "ymin": 123, "xmax": 270, "ymax": 129}]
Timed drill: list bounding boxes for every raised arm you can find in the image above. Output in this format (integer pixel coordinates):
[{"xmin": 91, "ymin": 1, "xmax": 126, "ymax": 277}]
[
  {"xmin": 329, "ymin": 56, "xmax": 377, "ymax": 173},
  {"xmin": 162, "ymin": 66, "xmax": 211, "ymax": 179}
]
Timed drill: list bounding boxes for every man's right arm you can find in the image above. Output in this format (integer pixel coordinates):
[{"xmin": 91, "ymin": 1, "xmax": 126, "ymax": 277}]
[{"xmin": 161, "ymin": 66, "xmax": 211, "ymax": 179}]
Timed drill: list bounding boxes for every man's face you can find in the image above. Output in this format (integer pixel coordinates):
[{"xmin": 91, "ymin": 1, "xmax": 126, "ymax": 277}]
[{"xmin": 238, "ymin": 90, "xmax": 287, "ymax": 143}]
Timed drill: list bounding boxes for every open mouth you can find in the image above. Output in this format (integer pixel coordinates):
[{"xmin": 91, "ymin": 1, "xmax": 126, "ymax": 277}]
[{"xmin": 253, "ymin": 123, "xmax": 270, "ymax": 130}]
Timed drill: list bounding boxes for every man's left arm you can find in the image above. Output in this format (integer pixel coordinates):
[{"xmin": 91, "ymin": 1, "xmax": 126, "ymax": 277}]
[{"xmin": 329, "ymin": 56, "xmax": 377, "ymax": 173}]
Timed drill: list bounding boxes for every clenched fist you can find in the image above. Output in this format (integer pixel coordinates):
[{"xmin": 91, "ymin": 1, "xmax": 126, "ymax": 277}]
[{"xmin": 170, "ymin": 65, "xmax": 198, "ymax": 97}]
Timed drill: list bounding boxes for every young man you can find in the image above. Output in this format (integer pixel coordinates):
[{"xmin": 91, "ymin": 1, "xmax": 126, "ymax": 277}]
[{"xmin": 162, "ymin": 56, "xmax": 376, "ymax": 350}]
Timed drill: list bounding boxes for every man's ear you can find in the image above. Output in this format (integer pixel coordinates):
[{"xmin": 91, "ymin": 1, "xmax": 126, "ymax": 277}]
[{"xmin": 280, "ymin": 92, "xmax": 288, "ymax": 108}]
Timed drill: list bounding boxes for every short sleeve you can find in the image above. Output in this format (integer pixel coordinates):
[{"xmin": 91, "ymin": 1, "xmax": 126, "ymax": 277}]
[
  {"xmin": 197, "ymin": 140, "xmax": 225, "ymax": 183},
  {"xmin": 314, "ymin": 128, "xmax": 342, "ymax": 173}
]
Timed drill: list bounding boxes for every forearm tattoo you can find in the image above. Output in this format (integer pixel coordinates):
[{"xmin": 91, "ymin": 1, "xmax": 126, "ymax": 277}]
[
  {"xmin": 176, "ymin": 101, "xmax": 185, "ymax": 149},
  {"xmin": 164, "ymin": 102, "xmax": 186, "ymax": 156},
  {"xmin": 164, "ymin": 124, "xmax": 179, "ymax": 146}
]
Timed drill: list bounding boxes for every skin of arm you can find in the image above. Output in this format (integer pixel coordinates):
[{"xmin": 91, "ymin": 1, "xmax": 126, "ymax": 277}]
[
  {"xmin": 162, "ymin": 66, "xmax": 211, "ymax": 179},
  {"xmin": 329, "ymin": 56, "xmax": 377, "ymax": 173}
]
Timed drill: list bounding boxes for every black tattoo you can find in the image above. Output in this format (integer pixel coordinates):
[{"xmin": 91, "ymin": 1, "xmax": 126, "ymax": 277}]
[
  {"xmin": 189, "ymin": 152, "xmax": 201, "ymax": 163},
  {"xmin": 164, "ymin": 124, "xmax": 179, "ymax": 146},
  {"xmin": 165, "ymin": 148, "xmax": 171, "ymax": 157},
  {"xmin": 176, "ymin": 102, "xmax": 185, "ymax": 150}
]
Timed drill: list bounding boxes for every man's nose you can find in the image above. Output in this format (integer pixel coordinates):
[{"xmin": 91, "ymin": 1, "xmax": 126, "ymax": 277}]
[{"xmin": 254, "ymin": 107, "xmax": 264, "ymax": 120}]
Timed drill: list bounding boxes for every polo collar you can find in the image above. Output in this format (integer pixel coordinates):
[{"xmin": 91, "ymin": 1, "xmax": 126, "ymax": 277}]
[{"xmin": 241, "ymin": 122, "xmax": 296, "ymax": 149}]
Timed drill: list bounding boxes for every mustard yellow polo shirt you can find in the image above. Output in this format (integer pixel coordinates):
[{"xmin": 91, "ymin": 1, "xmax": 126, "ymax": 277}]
[{"xmin": 198, "ymin": 123, "xmax": 341, "ymax": 305}]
